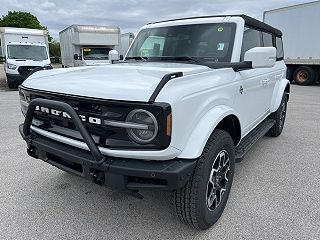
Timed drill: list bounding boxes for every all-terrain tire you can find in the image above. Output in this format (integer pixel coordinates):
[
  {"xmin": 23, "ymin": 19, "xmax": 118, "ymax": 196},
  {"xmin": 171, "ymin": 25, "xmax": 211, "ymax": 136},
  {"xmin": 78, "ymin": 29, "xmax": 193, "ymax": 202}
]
[
  {"xmin": 173, "ymin": 130, "xmax": 235, "ymax": 230},
  {"xmin": 266, "ymin": 93, "xmax": 288, "ymax": 137},
  {"xmin": 293, "ymin": 66, "xmax": 316, "ymax": 86}
]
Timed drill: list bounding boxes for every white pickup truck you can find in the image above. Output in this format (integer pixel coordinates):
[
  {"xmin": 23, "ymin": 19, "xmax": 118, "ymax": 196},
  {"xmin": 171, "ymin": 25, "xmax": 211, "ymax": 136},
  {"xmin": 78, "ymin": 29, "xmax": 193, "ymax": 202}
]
[{"xmin": 19, "ymin": 15, "xmax": 290, "ymax": 230}]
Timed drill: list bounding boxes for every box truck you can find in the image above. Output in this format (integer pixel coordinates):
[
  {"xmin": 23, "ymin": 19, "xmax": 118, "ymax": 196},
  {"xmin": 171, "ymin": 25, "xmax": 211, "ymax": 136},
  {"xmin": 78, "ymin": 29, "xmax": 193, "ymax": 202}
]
[
  {"xmin": 59, "ymin": 25, "xmax": 120, "ymax": 68},
  {"xmin": 264, "ymin": 1, "xmax": 320, "ymax": 85},
  {"xmin": 0, "ymin": 27, "xmax": 51, "ymax": 88},
  {"xmin": 115, "ymin": 32, "xmax": 134, "ymax": 57}
]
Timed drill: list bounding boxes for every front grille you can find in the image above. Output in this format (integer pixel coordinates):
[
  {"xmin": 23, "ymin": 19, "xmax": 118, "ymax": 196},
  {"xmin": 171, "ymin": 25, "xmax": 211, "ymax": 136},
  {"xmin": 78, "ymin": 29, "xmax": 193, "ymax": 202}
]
[
  {"xmin": 18, "ymin": 66, "xmax": 38, "ymax": 78},
  {"xmin": 26, "ymin": 90, "xmax": 169, "ymax": 150}
]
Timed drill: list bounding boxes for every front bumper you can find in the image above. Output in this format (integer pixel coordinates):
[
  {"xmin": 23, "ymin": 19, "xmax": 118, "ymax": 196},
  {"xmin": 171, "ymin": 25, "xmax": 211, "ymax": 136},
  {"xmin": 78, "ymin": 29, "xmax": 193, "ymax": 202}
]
[
  {"xmin": 20, "ymin": 125, "xmax": 195, "ymax": 190},
  {"xmin": 19, "ymin": 98, "xmax": 196, "ymax": 191},
  {"xmin": 6, "ymin": 73, "xmax": 25, "ymax": 85}
]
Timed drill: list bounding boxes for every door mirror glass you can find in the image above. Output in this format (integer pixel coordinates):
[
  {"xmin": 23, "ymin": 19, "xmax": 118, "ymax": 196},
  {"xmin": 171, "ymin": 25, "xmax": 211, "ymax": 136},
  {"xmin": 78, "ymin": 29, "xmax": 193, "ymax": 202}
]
[
  {"xmin": 0, "ymin": 56, "xmax": 5, "ymax": 63},
  {"xmin": 244, "ymin": 47, "xmax": 276, "ymax": 68}
]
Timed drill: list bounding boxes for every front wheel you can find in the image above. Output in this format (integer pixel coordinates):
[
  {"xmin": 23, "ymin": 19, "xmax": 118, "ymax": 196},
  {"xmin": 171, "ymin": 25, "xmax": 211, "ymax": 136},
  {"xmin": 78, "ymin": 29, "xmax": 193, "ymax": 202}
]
[{"xmin": 173, "ymin": 130, "xmax": 235, "ymax": 230}]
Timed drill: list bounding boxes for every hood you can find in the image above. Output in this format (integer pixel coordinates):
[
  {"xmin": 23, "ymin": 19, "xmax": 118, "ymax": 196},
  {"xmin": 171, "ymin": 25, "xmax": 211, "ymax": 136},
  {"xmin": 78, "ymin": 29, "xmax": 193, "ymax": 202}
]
[{"xmin": 23, "ymin": 62, "xmax": 212, "ymax": 102}]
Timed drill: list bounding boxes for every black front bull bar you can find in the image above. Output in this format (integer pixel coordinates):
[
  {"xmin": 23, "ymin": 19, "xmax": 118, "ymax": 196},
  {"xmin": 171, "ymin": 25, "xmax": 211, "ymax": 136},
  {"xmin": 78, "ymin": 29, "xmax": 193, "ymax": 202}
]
[
  {"xmin": 20, "ymin": 98, "xmax": 196, "ymax": 190},
  {"xmin": 23, "ymin": 98, "xmax": 105, "ymax": 163}
]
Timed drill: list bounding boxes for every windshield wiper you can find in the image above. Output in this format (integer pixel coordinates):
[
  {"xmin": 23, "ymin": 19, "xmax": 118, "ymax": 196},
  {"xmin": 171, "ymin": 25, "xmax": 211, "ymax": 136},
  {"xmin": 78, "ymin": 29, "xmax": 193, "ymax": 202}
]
[
  {"xmin": 159, "ymin": 56, "xmax": 202, "ymax": 64},
  {"xmin": 125, "ymin": 56, "xmax": 149, "ymax": 61}
]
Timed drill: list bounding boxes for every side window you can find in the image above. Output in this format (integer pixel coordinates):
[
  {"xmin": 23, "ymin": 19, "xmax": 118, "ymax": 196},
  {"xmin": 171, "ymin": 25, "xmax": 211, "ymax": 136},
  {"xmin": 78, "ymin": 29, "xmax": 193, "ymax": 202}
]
[
  {"xmin": 262, "ymin": 32, "xmax": 273, "ymax": 47},
  {"xmin": 276, "ymin": 37, "xmax": 284, "ymax": 60},
  {"xmin": 241, "ymin": 28, "xmax": 262, "ymax": 61}
]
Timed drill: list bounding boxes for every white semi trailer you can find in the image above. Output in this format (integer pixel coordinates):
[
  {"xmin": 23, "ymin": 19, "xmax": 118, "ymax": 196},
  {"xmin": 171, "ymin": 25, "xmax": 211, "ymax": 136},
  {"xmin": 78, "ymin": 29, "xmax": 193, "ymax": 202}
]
[
  {"xmin": 0, "ymin": 27, "xmax": 51, "ymax": 88},
  {"xmin": 59, "ymin": 25, "xmax": 120, "ymax": 67},
  {"xmin": 264, "ymin": 1, "xmax": 320, "ymax": 85}
]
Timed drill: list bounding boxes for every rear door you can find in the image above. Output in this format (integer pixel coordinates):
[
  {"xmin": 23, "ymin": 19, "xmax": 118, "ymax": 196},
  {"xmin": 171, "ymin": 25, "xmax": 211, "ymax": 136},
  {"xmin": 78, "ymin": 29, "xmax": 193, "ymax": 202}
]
[{"xmin": 262, "ymin": 32, "xmax": 286, "ymax": 111}]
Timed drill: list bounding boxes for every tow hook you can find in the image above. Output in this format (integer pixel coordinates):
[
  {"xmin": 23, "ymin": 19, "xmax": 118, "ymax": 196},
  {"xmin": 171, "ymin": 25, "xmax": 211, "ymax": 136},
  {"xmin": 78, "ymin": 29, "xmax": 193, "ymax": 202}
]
[
  {"xmin": 27, "ymin": 146, "xmax": 38, "ymax": 159},
  {"xmin": 90, "ymin": 170, "xmax": 105, "ymax": 185}
]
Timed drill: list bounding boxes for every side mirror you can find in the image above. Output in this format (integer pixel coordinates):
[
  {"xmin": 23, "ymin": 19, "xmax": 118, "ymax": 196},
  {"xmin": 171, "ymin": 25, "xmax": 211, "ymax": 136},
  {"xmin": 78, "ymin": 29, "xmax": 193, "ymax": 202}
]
[
  {"xmin": 109, "ymin": 50, "xmax": 119, "ymax": 63},
  {"xmin": 74, "ymin": 54, "xmax": 79, "ymax": 60},
  {"xmin": 119, "ymin": 55, "xmax": 124, "ymax": 60},
  {"xmin": 0, "ymin": 56, "xmax": 5, "ymax": 63},
  {"xmin": 244, "ymin": 47, "xmax": 276, "ymax": 68}
]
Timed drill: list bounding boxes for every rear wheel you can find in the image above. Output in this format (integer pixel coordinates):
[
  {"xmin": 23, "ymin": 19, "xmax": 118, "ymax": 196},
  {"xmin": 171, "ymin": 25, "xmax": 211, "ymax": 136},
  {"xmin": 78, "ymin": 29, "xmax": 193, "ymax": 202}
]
[
  {"xmin": 267, "ymin": 93, "xmax": 288, "ymax": 137},
  {"xmin": 286, "ymin": 66, "xmax": 294, "ymax": 83},
  {"xmin": 293, "ymin": 66, "xmax": 317, "ymax": 86},
  {"xmin": 173, "ymin": 130, "xmax": 235, "ymax": 230}
]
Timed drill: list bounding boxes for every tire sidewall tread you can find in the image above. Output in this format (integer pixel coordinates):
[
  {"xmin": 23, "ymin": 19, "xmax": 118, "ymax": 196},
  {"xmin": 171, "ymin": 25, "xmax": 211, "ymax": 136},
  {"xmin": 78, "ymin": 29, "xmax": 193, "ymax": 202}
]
[{"xmin": 174, "ymin": 130, "xmax": 235, "ymax": 230}]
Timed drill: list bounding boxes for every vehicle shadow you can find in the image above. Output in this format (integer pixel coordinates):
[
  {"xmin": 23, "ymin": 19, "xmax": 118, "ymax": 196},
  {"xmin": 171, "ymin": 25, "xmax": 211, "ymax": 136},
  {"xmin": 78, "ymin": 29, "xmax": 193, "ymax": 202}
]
[{"xmin": 29, "ymin": 170, "xmax": 209, "ymax": 239}]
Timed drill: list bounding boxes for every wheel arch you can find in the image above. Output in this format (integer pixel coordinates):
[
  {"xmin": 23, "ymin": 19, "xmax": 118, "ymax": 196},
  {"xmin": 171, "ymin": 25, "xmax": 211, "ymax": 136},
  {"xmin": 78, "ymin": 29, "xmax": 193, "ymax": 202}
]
[
  {"xmin": 215, "ymin": 114, "xmax": 241, "ymax": 146},
  {"xmin": 177, "ymin": 106, "xmax": 242, "ymax": 159},
  {"xmin": 270, "ymin": 79, "xmax": 290, "ymax": 113}
]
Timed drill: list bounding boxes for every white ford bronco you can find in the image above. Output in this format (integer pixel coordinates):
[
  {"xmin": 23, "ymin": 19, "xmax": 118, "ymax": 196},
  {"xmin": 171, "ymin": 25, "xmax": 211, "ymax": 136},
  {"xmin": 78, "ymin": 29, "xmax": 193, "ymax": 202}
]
[{"xmin": 19, "ymin": 15, "xmax": 290, "ymax": 230}]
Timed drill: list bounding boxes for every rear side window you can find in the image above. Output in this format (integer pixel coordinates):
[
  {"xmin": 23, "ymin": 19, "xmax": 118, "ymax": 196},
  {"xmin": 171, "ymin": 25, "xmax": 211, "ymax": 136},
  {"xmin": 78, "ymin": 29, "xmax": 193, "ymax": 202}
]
[
  {"xmin": 276, "ymin": 37, "xmax": 284, "ymax": 60},
  {"xmin": 241, "ymin": 28, "xmax": 262, "ymax": 61},
  {"xmin": 262, "ymin": 32, "xmax": 273, "ymax": 47}
]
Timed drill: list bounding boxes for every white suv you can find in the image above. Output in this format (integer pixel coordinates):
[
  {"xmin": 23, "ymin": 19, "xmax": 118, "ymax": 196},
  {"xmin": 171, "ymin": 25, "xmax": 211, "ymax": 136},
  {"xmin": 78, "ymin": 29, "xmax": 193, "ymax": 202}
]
[{"xmin": 19, "ymin": 15, "xmax": 290, "ymax": 230}]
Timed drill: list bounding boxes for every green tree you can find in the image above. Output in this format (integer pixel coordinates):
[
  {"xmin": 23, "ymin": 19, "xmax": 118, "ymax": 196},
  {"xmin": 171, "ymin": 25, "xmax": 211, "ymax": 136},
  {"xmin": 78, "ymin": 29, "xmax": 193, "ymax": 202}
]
[
  {"xmin": 0, "ymin": 11, "xmax": 42, "ymax": 29},
  {"xmin": 49, "ymin": 41, "xmax": 61, "ymax": 62},
  {"xmin": 0, "ymin": 11, "xmax": 52, "ymax": 42}
]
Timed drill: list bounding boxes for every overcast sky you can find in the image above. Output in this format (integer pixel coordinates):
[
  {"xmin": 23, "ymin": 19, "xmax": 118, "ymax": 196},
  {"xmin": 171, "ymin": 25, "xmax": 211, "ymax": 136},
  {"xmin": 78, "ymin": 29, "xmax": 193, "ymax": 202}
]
[{"xmin": 0, "ymin": 0, "xmax": 315, "ymax": 40}]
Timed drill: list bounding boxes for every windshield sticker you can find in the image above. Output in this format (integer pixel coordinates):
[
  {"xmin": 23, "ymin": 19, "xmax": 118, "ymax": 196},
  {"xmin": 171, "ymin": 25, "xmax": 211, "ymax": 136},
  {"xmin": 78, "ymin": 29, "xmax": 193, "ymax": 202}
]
[
  {"xmin": 217, "ymin": 43, "xmax": 225, "ymax": 51},
  {"xmin": 83, "ymin": 48, "xmax": 91, "ymax": 52},
  {"xmin": 217, "ymin": 27, "xmax": 224, "ymax": 32}
]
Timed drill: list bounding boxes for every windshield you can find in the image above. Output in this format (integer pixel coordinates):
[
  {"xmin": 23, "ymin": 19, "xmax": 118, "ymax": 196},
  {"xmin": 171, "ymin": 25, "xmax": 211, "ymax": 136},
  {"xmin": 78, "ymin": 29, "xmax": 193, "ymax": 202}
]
[
  {"xmin": 82, "ymin": 47, "xmax": 112, "ymax": 60},
  {"xmin": 7, "ymin": 45, "xmax": 48, "ymax": 61},
  {"xmin": 126, "ymin": 23, "xmax": 236, "ymax": 63}
]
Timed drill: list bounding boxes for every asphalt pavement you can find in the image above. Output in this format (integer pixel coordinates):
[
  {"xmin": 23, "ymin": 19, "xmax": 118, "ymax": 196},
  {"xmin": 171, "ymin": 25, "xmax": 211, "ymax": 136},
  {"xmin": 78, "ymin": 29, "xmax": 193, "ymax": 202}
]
[{"xmin": 0, "ymin": 68, "xmax": 319, "ymax": 239}]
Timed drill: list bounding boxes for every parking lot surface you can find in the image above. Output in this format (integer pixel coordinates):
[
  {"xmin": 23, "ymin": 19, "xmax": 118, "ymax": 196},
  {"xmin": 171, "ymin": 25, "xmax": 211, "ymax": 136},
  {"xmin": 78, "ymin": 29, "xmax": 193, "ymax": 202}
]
[{"xmin": 0, "ymin": 67, "xmax": 319, "ymax": 240}]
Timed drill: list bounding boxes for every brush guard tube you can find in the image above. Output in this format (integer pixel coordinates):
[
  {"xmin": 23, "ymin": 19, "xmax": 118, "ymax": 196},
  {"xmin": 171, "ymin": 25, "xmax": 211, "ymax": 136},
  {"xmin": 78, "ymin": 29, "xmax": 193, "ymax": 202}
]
[{"xmin": 23, "ymin": 98, "xmax": 104, "ymax": 163}]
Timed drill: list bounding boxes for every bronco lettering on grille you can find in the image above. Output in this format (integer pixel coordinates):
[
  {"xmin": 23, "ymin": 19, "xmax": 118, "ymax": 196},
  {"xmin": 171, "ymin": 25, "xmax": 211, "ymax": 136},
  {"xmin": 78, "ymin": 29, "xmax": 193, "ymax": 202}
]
[{"xmin": 35, "ymin": 106, "xmax": 102, "ymax": 125}]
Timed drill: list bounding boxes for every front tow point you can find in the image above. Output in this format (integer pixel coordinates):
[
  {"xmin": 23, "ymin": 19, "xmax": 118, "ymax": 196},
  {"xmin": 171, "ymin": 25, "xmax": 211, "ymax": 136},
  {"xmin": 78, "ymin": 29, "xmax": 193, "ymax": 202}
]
[{"xmin": 90, "ymin": 170, "xmax": 105, "ymax": 185}]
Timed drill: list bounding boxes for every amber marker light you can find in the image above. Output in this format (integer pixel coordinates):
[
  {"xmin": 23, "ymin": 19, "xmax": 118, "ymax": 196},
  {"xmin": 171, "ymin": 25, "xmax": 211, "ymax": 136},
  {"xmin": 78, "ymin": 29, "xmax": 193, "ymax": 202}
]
[{"xmin": 166, "ymin": 114, "xmax": 172, "ymax": 136}]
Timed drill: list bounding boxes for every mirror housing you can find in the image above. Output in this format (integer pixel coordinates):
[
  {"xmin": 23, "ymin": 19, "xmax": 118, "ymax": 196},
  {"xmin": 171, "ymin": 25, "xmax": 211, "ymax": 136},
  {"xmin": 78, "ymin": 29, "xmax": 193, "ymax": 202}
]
[
  {"xmin": 119, "ymin": 54, "xmax": 124, "ymax": 60},
  {"xmin": 244, "ymin": 47, "xmax": 276, "ymax": 68},
  {"xmin": 109, "ymin": 50, "xmax": 119, "ymax": 63},
  {"xmin": 0, "ymin": 56, "xmax": 5, "ymax": 63},
  {"xmin": 74, "ymin": 54, "xmax": 79, "ymax": 60}
]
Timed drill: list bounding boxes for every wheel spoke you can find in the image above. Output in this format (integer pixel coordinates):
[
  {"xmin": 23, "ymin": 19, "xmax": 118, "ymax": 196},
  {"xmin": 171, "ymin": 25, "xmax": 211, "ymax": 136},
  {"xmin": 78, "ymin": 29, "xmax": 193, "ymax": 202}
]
[
  {"xmin": 222, "ymin": 167, "xmax": 230, "ymax": 181},
  {"xmin": 207, "ymin": 187, "xmax": 216, "ymax": 208},
  {"xmin": 209, "ymin": 168, "xmax": 218, "ymax": 184},
  {"xmin": 218, "ymin": 151, "xmax": 226, "ymax": 168},
  {"xmin": 223, "ymin": 157, "xmax": 230, "ymax": 168}
]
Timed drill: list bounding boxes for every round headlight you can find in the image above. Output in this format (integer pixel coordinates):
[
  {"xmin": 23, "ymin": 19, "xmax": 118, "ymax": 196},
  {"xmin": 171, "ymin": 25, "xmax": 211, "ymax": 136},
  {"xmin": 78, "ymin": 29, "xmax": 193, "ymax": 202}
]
[{"xmin": 126, "ymin": 109, "xmax": 158, "ymax": 144}]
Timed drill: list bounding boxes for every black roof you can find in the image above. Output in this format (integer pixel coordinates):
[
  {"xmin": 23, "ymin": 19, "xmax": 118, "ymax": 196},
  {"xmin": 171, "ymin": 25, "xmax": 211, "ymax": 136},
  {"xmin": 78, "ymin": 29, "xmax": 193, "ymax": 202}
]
[{"xmin": 148, "ymin": 14, "xmax": 282, "ymax": 37}]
